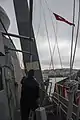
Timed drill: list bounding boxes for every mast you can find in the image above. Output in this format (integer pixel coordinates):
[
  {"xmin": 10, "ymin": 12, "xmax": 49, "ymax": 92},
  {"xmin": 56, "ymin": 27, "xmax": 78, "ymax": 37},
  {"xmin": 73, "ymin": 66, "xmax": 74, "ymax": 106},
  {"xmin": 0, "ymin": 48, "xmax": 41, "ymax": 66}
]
[
  {"xmin": 13, "ymin": 0, "xmax": 45, "ymax": 102},
  {"xmin": 29, "ymin": 0, "xmax": 33, "ymax": 41},
  {"xmin": 29, "ymin": 0, "xmax": 33, "ymax": 62}
]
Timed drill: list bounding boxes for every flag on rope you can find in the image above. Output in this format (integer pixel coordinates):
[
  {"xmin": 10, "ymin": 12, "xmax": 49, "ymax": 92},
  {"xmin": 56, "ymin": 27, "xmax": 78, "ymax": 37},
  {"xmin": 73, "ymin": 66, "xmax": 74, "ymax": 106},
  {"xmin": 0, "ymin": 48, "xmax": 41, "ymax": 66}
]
[{"xmin": 53, "ymin": 13, "xmax": 75, "ymax": 26}]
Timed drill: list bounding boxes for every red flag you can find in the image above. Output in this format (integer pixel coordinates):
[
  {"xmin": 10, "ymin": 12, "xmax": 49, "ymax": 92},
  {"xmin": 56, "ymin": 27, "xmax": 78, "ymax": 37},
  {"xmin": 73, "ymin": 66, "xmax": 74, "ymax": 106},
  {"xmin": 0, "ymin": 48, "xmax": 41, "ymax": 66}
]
[{"xmin": 53, "ymin": 13, "xmax": 75, "ymax": 26}]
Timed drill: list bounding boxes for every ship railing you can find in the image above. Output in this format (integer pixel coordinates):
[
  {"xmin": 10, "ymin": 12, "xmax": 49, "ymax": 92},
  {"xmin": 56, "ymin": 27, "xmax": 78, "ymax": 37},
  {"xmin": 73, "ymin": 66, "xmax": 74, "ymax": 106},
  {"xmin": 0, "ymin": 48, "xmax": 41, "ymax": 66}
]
[
  {"xmin": 52, "ymin": 92, "xmax": 80, "ymax": 120},
  {"xmin": 2, "ymin": 32, "xmax": 34, "ymax": 41},
  {"xmin": 1, "ymin": 32, "xmax": 37, "ymax": 56},
  {"xmin": 44, "ymin": 79, "xmax": 52, "ymax": 97},
  {"xmin": 56, "ymin": 72, "xmax": 77, "ymax": 85}
]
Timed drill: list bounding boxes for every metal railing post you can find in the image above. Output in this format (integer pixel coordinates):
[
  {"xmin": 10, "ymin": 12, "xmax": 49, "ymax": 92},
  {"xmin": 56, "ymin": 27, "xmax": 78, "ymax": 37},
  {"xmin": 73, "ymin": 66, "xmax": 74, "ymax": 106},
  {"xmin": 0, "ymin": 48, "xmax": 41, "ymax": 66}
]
[{"xmin": 66, "ymin": 80, "xmax": 78, "ymax": 120}]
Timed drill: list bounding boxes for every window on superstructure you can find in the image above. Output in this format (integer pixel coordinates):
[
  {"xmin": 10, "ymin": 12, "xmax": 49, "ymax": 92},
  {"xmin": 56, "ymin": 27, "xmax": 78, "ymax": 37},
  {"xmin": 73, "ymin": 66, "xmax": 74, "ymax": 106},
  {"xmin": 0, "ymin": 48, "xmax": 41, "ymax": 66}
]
[{"xmin": 0, "ymin": 67, "xmax": 3, "ymax": 90}]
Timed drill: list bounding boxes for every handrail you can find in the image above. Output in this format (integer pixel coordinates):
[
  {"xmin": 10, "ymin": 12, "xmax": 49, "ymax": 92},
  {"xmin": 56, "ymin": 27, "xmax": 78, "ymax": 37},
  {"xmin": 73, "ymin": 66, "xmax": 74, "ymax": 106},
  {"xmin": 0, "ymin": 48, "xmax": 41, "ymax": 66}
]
[
  {"xmin": 2, "ymin": 32, "xmax": 34, "ymax": 41},
  {"xmin": 53, "ymin": 96, "xmax": 77, "ymax": 117},
  {"xmin": 53, "ymin": 96, "xmax": 68, "ymax": 109},
  {"xmin": 52, "ymin": 92, "xmax": 78, "ymax": 118},
  {"xmin": 60, "ymin": 106, "xmax": 67, "ymax": 115},
  {"xmin": 53, "ymin": 92, "xmax": 69, "ymax": 103},
  {"xmin": 44, "ymin": 104, "xmax": 54, "ymax": 109}
]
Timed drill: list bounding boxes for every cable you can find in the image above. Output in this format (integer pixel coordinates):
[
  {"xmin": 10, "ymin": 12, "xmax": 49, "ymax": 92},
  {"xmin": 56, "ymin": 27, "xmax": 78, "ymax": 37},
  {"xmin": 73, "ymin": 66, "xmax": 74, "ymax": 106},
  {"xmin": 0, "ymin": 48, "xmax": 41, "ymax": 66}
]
[
  {"xmin": 42, "ymin": 0, "xmax": 57, "ymax": 95},
  {"xmin": 33, "ymin": 0, "xmax": 36, "ymax": 21},
  {"xmin": 70, "ymin": 0, "xmax": 75, "ymax": 77},
  {"xmin": 49, "ymin": 44, "xmax": 56, "ymax": 69},
  {"xmin": 40, "ymin": 1, "xmax": 58, "ymax": 106},
  {"xmin": 40, "ymin": 0, "xmax": 54, "ymax": 70},
  {"xmin": 71, "ymin": 0, "xmax": 80, "ymax": 69},
  {"xmin": 55, "ymin": 20, "xmax": 63, "ymax": 69},
  {"xmin": 43, "ymin": 0, "xmax": 64, "ymax": 109},
  {"xmin": 42, "ymin": 0, "xmax": 53, "ymax": 14},
  {"xmin": 0, "ymin": 18, "xmax": 14, "ymax": 46},
  {"xmin": 35, "ymin": 0, "xmax": 42, "ymax": 40},
  {"xmin": 33, "ymin": 0, "xmax": 41, "ymax": 40},
  {"xmin": 44, "ymin": 0, "xmax": 63, "ymax": 69}
]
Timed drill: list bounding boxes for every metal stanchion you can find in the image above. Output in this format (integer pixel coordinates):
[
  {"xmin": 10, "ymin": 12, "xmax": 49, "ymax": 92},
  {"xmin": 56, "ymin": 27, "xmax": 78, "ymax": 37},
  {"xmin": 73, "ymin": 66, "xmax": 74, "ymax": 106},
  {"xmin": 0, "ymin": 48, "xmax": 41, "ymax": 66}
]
[{"xmin": 66, "ymin": 80, "xmax": 78, "ymax": 120}]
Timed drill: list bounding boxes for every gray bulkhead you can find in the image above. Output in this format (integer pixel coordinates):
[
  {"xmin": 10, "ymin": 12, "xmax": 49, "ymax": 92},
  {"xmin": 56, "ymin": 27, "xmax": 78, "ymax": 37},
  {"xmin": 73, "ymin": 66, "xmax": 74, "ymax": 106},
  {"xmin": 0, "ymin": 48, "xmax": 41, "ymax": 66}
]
[{"xmin": 0, "ymin": 6, "xmax": 23, "ymax": 120}]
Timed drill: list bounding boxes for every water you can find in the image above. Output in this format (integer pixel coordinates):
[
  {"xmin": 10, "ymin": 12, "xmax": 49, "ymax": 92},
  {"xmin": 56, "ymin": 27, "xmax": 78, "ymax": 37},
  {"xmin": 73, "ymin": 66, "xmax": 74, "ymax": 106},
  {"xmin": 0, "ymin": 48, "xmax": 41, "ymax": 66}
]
[{"xmin": 48, "ymin": 77, "xmax": 66, "ymax": 94}]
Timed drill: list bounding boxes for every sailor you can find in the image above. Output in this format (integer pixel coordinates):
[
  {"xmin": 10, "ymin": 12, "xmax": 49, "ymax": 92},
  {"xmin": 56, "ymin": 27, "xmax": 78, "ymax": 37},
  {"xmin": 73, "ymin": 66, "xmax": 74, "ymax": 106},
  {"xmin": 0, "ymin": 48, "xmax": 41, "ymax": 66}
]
[{"xmin": 20, "ymin": 69, "xmax": 40, "ymax": 120}]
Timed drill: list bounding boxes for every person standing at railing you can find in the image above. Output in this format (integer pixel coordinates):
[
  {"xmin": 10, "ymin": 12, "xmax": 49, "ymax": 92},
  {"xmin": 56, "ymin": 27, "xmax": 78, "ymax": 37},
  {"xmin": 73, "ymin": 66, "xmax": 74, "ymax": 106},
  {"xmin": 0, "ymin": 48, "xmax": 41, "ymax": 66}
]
[{"xmin": 20, "ymin": 69, "xmax": 40, "ymax": 120}]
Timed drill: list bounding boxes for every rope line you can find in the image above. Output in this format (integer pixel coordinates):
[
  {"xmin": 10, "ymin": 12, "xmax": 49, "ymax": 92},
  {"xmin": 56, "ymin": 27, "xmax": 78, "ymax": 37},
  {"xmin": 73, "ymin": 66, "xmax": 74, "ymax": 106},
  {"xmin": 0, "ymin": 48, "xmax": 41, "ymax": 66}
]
[
  {"xmin": 35, "ymin": 0, "xmax": 42, "ymax": 40},
  {"xmin": 40, "ymin": 0, "xmax": 54, "ymax": 70},
  {"xmin": 70, "ymin": 0, "xmax": 75, "ymax": 77},
  {"xmin": 44, "ymin": 0, "xmax": 63, "ymax": 69},
  {"xmin": 71, "ymin": 0, "xmax": 80, "ymax": 69}
]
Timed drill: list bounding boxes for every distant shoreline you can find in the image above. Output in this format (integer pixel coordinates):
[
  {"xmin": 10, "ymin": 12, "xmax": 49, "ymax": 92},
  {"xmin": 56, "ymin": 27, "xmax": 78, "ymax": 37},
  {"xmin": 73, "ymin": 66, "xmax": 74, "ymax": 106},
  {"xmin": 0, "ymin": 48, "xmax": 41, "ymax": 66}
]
[
  {"xmin": 48, "ymin": 75, "xmax": 66, "ymax": 78},
  {"xmin": 42, "ymin": 68, "xmax": 78, "ymax": 78}
]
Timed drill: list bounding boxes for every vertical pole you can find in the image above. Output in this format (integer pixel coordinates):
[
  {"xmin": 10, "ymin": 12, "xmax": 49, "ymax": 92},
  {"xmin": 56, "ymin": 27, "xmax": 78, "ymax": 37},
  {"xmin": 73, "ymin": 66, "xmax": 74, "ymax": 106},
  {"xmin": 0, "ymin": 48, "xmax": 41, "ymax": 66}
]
[
  {"xmin": 67, "ymin": 90, "xmax": 74, "ymax": 120},
  {"xmin": 49, "ymin": 82, "xmax": 52, "ymax": 97},
  {"xmin": 70, "ymin": 0, "xmax": 75, "ymax": 79},
  {"xmin": 66, "ymin": 80, "xmax": 78, "ymax": 120},
  {"xmin": 29, "ymin": 0, "xmax": 33, "ymax": 63},
  {"xmin": 76, "ymin": 96, "xmax": 80, "ymax": 120},
  {"xmin": 45, "ymin": 79, "xmax": 49, "ymax": 93},
  {"xmin": 59, "ymin": 104, "xmax": 62, "ymax": 120}
]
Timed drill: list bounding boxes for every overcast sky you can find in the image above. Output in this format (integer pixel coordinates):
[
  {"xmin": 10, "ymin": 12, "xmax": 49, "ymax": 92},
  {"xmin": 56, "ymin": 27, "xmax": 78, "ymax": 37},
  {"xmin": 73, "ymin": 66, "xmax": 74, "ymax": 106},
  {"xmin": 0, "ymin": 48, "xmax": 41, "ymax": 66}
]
[{"xmin": 0, "ymin": 0, "xmax": 80, "ymax": 70}]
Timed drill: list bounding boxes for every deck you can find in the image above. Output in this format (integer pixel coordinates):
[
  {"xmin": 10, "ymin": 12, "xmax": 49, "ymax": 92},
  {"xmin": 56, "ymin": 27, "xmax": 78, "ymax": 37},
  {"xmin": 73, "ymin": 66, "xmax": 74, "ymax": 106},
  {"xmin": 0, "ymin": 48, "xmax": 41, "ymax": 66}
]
[{"xmin": 14, "ymin": 108, "xmax": 61, "ymax": 120}]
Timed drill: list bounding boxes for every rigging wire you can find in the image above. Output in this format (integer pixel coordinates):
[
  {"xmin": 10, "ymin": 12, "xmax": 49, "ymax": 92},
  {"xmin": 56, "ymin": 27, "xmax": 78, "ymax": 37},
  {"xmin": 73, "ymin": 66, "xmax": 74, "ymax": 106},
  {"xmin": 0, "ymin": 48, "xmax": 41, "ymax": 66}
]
[
  {"xmin": 35, "ymin": 0, "xmax": 42, "ymax": 40},
  {"xmin": 0, "ymin": 18, "xmax": 14, "ymax": 46},
  {"xmin": 44, "ymin": 0, "xmax": 63, "ymax": 69},
  {"xmin": 40, "ymin": 0, "xmax": 54, "ymax": 70},
  {"xmin": 33, "ymin": 0, "xmax": 43, "ymax": 73},
  {"xmin": 33, "ymin": 0, "xmax": 41, "ymax": 40},
  {"xmin": 33, "ymin": 0, "xmax": 36, "ymax": 21},
  {"xmin": 71, "ymin": 0, "xmax": 80, "ymax": 69},
  {"xmin": 40, "ymin": 0, "xmax": 56, "ymax": 100},
  {"xmin": 43, "ymin": 0, "xmax": 61, "ymax": 106},
  {"xmin": 42, "ymin": 0, "xmax": 62, "ymax": 98},
  {"xmin": 70, "ymin": 0, "xmax": 75, "ymax": 77},
  {"xmin": 49, "ymin": 44, "xmax": 56, "ymax": 69},
  {"xmin": 55, "ymin": 21, "xmax": 63, "ymax": 68}
]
